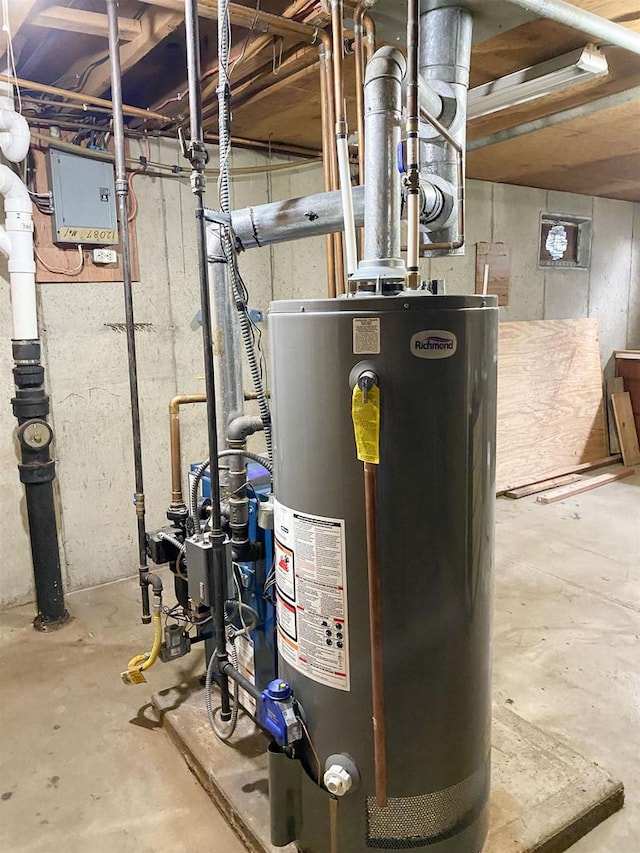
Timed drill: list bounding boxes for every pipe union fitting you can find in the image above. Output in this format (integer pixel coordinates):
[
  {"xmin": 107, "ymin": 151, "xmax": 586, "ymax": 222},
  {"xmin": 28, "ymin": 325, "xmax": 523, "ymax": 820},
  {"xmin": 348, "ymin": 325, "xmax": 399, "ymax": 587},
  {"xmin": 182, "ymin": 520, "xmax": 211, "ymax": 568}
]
[{"xmin": 323, "ymin": 765, "xmax": 353, "ymax": 797}]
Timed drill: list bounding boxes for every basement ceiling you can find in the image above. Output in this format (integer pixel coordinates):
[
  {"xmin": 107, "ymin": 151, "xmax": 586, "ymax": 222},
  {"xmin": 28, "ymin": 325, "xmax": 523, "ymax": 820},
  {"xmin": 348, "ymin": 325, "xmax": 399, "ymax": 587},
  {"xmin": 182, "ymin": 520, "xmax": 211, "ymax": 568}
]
[{"xmin": 3, "ymin": 0, "xmax": 640, "ymax": 201}]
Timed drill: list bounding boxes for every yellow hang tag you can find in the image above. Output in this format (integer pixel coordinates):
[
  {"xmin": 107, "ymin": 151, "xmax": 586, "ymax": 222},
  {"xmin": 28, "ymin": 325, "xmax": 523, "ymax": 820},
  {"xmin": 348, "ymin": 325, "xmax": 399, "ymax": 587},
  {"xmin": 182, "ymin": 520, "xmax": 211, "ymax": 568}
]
[
  {"xmin": 351, "ymin": 384, "xmax": 380, "ymax": 465},
  {"xmin": 121, "ymin": 668, "xmax": 147, "ymax": 686}
]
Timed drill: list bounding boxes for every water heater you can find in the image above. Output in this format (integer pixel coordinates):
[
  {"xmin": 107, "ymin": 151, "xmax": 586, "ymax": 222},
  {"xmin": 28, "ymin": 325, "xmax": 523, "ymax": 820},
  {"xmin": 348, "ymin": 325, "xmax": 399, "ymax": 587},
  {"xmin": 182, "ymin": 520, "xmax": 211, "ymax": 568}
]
[{"xmin": 269, "ymin": 292, "xmax": 497, "ymax": 853}]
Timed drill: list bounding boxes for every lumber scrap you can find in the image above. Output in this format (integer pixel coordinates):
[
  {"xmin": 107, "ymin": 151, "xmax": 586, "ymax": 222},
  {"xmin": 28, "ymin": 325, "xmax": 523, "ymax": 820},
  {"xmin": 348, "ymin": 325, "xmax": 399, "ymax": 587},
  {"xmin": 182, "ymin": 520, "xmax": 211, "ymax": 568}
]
[
  {"xmin": 606, "ymin": 377, "xmax": 624, "ymax": 455},
  {"xmin": 497, "ymin": 319, "xmax": 608, "ymax": 493},
  {"xmin": 536, "ymin": 468, "xmax": 634, "ymax": 504},
  {"xmin": 505, "ymin": 473, "xmax": 583, "ymax": 499},
  {"xmin": 611, "ymin": 392, "xmax": 640, "ymax": 466},
  {"xmin": 497, "ymin": 454, "xmax": 622, "ymax": 495}
]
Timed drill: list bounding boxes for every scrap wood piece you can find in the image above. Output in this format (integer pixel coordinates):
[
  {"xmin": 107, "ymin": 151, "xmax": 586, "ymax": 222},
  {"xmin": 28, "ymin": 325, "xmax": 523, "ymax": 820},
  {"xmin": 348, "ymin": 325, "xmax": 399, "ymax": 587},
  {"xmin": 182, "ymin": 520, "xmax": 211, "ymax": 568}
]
[
  {"xmin": 496, "ymin": 319, "xmax": 608, "ymax": 493},
  {"xmin": 611, "ymin": 392, "xmax": 640, "ymax": 466},
  {"xmin": 505, "ymin": 473, "xmax": 583, "ymax": 499},
  {"xmin": 606, "ymin": 377, "xmax": 625, "ymax": 455},
  {"xmin": 497, "ymin": 454, "xmax": 622, "ymax": 495},
  {"xmin": 536, "ymin": 468, "xmax": 634, "ymax": 504}
]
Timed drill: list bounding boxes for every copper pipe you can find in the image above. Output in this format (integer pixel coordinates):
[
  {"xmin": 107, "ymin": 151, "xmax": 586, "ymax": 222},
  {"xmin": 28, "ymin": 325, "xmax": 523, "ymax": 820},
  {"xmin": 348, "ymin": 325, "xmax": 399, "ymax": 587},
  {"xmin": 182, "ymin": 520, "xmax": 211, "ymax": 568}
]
[
  {"xmin": 364, "ymin": 461, "xmax": 387, "ymax": 807},
  {"xmin": 362, "ymin": 11, "xmax": 376, "ymax": 63},
  {"xmin": 353, "ymin": 5, "xmax": 366, "ymax": 183},
  {"xmin": 2, "ymin": 74, "xmax": 172, "ymax": 123},
  {"xmin": 323, "ymin": 40, "xmax": 345, "ymax": 294},
  {"xmin": 320, "ymin": 44, "xmax": 338, "ymax": 297},
  {"xmin": 330, "ymin": 0, "xmax": 349, "ymax": 294},
  {"xmin": 331, "ymin": 1, "xmax": 346, "ymax": 134},
  {"xmin": 169, "ymin": 394, "xmax": 206, "ymax": 508}
]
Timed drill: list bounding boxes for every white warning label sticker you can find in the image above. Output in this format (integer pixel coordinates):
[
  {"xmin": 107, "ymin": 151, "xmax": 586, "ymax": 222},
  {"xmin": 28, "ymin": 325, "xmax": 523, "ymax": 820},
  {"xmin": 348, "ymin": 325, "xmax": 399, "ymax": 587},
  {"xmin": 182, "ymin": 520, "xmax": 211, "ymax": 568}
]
[
  {"xmin": 353, "ymin": 317, "xmax": 381, "ymax": 354},
  {"xmin": 274, "ymin": 500, "xmax": 350, "ymax": 691}
]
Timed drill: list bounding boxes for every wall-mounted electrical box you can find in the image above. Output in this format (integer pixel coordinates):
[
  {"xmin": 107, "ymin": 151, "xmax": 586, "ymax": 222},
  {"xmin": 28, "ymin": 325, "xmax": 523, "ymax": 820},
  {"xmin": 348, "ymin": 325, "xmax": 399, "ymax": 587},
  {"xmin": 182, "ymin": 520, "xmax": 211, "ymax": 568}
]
[{"xmin": 48, "ymin": 149, "xmax": 118, "ymax": 245}]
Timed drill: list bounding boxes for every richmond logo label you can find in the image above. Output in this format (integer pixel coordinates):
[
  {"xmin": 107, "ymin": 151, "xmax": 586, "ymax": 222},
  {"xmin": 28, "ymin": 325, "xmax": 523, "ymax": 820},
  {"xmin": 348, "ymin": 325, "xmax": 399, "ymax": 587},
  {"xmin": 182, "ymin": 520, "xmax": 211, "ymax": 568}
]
[{"xmin": 410, "ymin": 330, "xmax": 457, "ymax": 359}]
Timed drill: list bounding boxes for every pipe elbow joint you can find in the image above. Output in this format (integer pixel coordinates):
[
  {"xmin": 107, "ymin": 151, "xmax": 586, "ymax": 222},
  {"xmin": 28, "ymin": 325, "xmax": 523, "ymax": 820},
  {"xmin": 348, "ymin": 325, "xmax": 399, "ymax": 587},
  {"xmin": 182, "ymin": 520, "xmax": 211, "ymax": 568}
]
[
  {"xmin": 365, "ymin": 46, "xmax": 407, "ymax": 86},
  {"xmin": 0, "ymin": 110, "xmax": 30, "ymax": 163},
  {"xmin": 227, "ymin": 415, "xmax": 264, "ymax": 443}
]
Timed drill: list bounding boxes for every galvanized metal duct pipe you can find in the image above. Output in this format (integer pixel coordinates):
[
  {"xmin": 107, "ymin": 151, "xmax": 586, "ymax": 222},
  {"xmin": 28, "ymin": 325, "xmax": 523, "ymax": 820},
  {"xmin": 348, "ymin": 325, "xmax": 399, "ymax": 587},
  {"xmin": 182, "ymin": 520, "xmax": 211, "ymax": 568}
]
[
  {"xmin": 418, "ymin": 4, "xmax": 472, "ymax": 255},
  {"xmin": 226, "ymin": 186, "xmax": 365, "ymax": 250},
  {"xmin": 351, "ymin": 46, "xmax": 407, "ymax": 289},
  {"xmin": 206, "ymin": 225, "xmax": 244, "ymax": 435},
  {"xmin": 505, "ymin": 0, "xmax": 640, "ymax": 56}
]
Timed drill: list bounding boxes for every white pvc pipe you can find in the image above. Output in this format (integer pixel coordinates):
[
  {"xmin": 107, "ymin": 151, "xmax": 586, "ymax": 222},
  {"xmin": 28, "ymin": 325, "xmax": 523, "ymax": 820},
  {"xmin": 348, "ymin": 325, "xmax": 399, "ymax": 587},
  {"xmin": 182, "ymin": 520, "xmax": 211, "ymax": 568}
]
[
  {"xmin": 336, "ymin": 135, "xmax": 358, "ymax": 276},
  {"xmin": 0, "ymin": 109, "xmax": 30, "ymax": 163},
  {"xmin": 0, "ymin": 164, "xmax": 38, "ymax": 340},
  {"xmin": 505, "ymin": 0, "xmax": 640, "ymax": 56}
]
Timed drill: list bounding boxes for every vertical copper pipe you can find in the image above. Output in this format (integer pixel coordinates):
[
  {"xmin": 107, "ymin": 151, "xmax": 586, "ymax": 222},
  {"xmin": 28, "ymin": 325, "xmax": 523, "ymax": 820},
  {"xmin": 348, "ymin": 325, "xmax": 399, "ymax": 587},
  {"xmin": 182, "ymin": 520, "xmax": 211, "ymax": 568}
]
[
  {"xmin": 330, "ymin": 0, "xmax": 347, "ymax": 294},
  {"xmin": 324, "ymin": 47, "xmax": 345, "ymax": 293},
  {"xmin": 354, "ymin": 6, "xmax": 366, "ymax": 183},
  {"xmin": 329, "ymin": 795, "xmax": 340, "ymax": 853},
  {"xmin": 353, "ymin": 5, "xmax": 366, "ymax": 259},
  {"xmin": 364, "ymin": 461, "xmax": 387, "ymax": 807},
  {"xmin": 169, "ymin": 394, "xmax": 206, "ymax": 507},
  {"xmin": 362, "ymin": 11, "xmax": 376, "ymax": 63},
  {"xmin": 320, "ymin": 43, "xmax": 338, "ymax": 297},
  {"xmin": 331, "ymin": 0, "xmax": 346, "ymax": 133}
]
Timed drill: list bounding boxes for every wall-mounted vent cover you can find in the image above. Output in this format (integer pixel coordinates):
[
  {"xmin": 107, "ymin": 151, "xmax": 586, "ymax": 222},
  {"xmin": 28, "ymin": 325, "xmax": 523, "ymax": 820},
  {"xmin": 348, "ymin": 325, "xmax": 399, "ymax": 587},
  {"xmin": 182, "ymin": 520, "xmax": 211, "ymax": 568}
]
[{"xmin": 539, "ymin": 213, "xmax": 592, "ymax": 269}]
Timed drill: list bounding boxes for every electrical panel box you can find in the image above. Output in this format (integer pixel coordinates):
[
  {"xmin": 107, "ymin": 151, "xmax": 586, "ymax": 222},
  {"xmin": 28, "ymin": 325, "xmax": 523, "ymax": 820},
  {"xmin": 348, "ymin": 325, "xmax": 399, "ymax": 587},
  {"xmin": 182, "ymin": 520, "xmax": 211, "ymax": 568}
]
[{"xmin": 48, "ymin": 148, "xmax": 118, "ymax": 245}]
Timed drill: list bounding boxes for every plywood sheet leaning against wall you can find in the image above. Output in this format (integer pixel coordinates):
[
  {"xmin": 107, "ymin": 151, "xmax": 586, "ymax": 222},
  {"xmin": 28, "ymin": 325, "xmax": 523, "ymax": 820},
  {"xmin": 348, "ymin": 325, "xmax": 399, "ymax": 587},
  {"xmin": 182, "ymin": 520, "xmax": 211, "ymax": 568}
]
[{"xmin": 497, "ymin": 319, "xmax": 608, "ymax": 493}]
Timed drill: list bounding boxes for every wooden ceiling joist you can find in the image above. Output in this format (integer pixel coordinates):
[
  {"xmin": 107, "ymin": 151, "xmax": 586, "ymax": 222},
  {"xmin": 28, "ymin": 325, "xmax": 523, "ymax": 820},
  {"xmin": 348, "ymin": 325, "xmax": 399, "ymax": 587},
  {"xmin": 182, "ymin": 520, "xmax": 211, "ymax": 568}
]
[
  {"xmin": 63, "ymin": 6, "xmax": 184, "ymax": 97},
  {"xmin": 142, "ymin": 0, "xmax": 318, "ymax": 41},
  {"xmin": 30, "ymin": 6, "xmax": 142, "ymax": 42}
]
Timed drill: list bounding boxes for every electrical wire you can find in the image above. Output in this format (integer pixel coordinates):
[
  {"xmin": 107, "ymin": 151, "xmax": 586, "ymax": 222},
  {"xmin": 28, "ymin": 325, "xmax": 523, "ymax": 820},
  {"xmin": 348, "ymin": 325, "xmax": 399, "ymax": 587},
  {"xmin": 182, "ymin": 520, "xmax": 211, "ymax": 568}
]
[
  {"xmin": 1, "ymin": 0, "xmax": 22, "ymax": 114},
  {"xmin": 34, "ymin": 243, "xmax": 84, "ymax": 276},
  {"xmin": 29, "ymin": 130, "xmax": 321, "ymax": 178}
]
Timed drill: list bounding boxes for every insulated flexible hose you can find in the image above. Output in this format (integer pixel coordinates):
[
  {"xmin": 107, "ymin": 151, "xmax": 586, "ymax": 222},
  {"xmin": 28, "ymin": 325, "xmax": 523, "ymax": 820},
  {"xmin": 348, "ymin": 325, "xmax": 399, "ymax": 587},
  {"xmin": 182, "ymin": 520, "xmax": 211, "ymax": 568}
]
[{"xmin": 122, "ymin": 609, "xmax": 163, "ymax": 684}]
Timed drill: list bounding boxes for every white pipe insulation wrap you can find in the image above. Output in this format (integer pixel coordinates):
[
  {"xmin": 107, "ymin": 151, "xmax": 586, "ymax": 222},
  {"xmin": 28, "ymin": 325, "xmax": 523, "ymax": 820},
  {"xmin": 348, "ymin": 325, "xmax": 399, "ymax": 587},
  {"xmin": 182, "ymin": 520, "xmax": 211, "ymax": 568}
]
[
  {"xmin": 505, "ymin": 0, "xmax": 640, "ymax": 56},
  {"xmin": 0, "ymin": 109, "xmax": 30, "ymax": 163},
  {"xmin": 336, "ymin": 136, "xmax": 358, "ymax": 275},
  {"xmin": 0, "ymin": 164, "xmax": 38, "ymax": 341}
]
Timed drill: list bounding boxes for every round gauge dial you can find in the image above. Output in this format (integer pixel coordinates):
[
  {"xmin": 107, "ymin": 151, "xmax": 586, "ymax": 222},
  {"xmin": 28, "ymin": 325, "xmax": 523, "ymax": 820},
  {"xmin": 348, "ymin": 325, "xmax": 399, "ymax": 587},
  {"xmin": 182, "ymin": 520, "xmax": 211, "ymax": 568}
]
[{"xmin": 19, "ymin": 420, "xmax": 53, "ymax": 450}]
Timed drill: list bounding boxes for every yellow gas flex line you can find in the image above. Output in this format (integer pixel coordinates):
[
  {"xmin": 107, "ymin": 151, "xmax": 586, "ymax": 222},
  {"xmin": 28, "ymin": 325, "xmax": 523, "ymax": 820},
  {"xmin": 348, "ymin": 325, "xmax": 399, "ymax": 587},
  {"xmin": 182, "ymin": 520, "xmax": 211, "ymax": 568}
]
[{"xmin": 122, "ymin": 594, "xmax": 163, "ymax": 685}]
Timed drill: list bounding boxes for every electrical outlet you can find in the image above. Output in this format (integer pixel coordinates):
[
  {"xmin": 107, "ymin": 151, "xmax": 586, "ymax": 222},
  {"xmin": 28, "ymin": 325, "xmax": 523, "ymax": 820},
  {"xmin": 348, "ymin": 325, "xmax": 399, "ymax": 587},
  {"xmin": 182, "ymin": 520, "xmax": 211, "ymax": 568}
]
[{"xmin": 93, "ymin": 248, "xmax": 117, "ymax": 264}]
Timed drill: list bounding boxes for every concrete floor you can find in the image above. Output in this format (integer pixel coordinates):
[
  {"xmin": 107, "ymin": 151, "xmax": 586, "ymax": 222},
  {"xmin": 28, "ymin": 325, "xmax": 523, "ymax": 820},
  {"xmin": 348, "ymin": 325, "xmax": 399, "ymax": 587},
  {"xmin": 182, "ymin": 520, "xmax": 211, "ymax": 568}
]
[{"xmin": 0, "ymin": 468, "xmax": 638, "ymax": 853}]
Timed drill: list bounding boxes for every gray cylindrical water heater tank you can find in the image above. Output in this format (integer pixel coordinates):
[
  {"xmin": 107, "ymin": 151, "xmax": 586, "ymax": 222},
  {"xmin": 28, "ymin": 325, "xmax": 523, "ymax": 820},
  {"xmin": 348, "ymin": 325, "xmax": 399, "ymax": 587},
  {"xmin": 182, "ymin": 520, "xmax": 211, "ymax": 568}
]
[{"xmin": 269, "ymin": 293, "xmax": 497, "ymax": 853}]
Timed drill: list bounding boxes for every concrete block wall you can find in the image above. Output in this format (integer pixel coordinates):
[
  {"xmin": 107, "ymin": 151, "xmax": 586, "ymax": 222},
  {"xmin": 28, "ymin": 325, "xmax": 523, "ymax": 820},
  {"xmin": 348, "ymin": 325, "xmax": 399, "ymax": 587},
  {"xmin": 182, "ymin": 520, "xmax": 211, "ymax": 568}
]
[{"xmin": 1, "ymin": 142, "xmax": 638, "ymax": 606}]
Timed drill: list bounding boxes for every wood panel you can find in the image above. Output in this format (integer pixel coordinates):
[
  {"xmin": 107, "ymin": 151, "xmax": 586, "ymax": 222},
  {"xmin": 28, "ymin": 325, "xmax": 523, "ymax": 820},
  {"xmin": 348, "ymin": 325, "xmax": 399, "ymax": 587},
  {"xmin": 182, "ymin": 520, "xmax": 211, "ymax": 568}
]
[
  {"xmin": 611, "ymin": 391, "xmax": 640, "ymax": 465},
  {"xmin": 496, "ymin": 319, "xmax": 608, "ymax": 493}
]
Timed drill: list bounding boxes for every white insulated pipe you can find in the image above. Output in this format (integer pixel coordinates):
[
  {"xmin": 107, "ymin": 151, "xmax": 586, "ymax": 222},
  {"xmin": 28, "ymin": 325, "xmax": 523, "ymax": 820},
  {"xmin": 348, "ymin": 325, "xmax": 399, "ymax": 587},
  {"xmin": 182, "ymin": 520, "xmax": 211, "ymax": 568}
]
[
  {"xmin": 505, "ymin": 0, "xmax": 640, "ymax": 56},
  {"xmin": 336, "ymin": 136, "xmax": 358, "ymax": 275},
  {"xmin": 0, "ymin": 81, "xmax": 38, "ymax": 342},
  {"xmin": 0, "ymin": 166, "xmax": 37, "ymax": 340}
]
